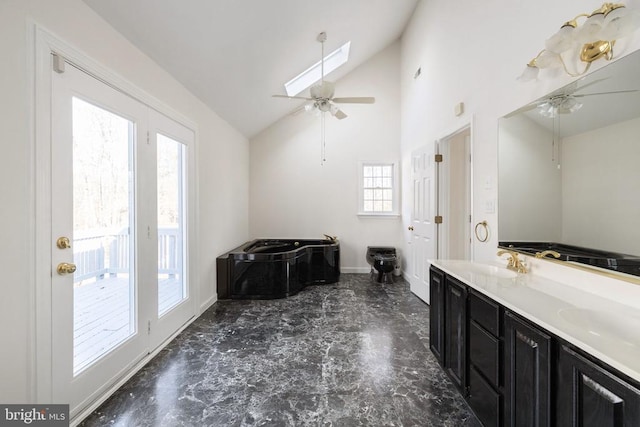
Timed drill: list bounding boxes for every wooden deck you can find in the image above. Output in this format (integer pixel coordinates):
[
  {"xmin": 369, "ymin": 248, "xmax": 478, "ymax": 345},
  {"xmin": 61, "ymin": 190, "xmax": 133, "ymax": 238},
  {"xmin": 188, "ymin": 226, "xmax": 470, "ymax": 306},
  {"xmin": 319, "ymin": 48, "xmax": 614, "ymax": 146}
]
[{"xmin": 73, "ymin": 275, "xmax": 183, "ymax": 374}]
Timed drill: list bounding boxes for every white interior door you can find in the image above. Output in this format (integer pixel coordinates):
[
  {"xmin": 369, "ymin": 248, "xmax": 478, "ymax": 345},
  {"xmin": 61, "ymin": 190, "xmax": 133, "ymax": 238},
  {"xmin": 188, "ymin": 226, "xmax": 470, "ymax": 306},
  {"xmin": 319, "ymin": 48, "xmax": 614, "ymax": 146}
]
[
  {"xmin": 50, "ymin": 61, "xmax": 195, "ymax": 417},
  {"xmin": 409, "ymin": 143, "xmax": 438, "ymax": 303}
]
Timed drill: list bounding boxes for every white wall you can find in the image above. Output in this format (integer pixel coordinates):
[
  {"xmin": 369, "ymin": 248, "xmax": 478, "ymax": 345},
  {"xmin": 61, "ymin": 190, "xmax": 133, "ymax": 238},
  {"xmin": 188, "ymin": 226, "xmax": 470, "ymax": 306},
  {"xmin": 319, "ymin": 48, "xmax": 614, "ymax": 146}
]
[
  {"xmin": 0, "ymin": 0, "xmax": 249, "ymax": 404},
  {"xmin": 400, "ymin": 0, "xmax": 640, "ymax": 266},
  {"xmin": 562, "ymin": 116, "xmax": 640, "ymax": 254},
  {"xmin": 250, "ymin": 42, "xmax": 402, "ymax": 272},
  {"xmin": 498, "ymin": 115, "xmax": 562, "ymax": 242}
]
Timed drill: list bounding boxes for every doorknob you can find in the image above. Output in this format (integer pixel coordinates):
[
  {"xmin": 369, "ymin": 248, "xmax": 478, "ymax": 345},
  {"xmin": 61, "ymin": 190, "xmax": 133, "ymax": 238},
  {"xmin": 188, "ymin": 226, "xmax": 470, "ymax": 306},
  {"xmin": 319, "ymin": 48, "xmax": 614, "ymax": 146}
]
[
  {"xmin": 408, "ymin": 226, "xmax": 414, "ymax": 231},
  {"xmin": 56, "ymin": 236, "xmax": 71, "ymax": 249},
  {"xmin": 57, "ymin": 262, "xmax": 77, "ymax": 275}
]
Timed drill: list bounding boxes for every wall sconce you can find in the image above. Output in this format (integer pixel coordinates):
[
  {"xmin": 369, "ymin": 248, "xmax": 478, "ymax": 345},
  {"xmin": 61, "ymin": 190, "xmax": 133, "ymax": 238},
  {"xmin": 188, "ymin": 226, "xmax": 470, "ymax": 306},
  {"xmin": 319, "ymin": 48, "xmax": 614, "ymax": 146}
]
[{"xmin": 519, "ymin": 2, "xmax": 640, "ymax": 81}]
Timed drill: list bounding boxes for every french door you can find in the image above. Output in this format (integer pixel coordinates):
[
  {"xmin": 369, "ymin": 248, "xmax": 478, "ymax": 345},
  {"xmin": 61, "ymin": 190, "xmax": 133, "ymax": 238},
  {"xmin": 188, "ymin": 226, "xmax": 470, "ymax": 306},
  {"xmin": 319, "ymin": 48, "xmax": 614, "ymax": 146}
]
[{"xmin": 50, "ymin": 61, "xmax": 194, "ymax": 416}]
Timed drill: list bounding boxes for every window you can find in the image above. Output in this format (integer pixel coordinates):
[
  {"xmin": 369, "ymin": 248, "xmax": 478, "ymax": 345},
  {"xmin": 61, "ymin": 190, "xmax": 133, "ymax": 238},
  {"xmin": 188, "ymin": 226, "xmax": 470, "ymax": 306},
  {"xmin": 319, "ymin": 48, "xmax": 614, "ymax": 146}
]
[
  {"xmin": 358, "ymin": 162, "xmax": 399, "ymax": 216},
  {"xmin": 284, "ymin": 41, "xmax": 351, "ymax": 96}
]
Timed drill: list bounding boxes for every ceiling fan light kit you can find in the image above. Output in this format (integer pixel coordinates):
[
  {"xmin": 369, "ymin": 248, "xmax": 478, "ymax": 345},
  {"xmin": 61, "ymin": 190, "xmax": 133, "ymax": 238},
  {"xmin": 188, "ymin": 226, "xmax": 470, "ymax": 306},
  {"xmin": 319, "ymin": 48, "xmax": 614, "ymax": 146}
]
[
  {"xmin": 272, "ymin": 32, "xmax": 376, "ymax": 164},
  {"xmin": 519, "ymin": 2, "xmax": 640, "ymax": 81}
]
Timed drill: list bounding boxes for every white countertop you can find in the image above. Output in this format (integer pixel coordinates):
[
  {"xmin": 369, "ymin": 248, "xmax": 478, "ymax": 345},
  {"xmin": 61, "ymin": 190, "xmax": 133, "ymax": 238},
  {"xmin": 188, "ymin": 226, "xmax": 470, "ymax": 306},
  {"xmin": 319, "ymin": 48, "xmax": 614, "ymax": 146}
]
[{"xmin": 432, "ymin": 259, "xmax": 640, "ymax": 382}]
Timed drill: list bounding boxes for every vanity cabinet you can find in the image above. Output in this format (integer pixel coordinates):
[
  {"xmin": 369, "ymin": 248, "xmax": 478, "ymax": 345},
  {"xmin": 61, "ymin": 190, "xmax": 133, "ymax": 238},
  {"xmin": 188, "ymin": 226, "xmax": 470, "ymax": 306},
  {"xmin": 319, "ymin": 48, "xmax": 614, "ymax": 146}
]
[
  {"xmin": 444, "ymin": 276, "xmax": 468, "ymax": 394},
  {"xmin": 504, "ymin": 311, "xmax": 552, "ymax": 427},
  {"xmin": 428, "ymin": 265, "xmax": 640, "ymax": 427},
  {"xmin": 428, "ymin": 266, "xmax": 468, "ymax": 394},
  {"xmin": 429, "ymin": 266, "xmax": 445, "ymax": 363},
  {"xmin": 468, "ymin": 290, "xmax": 503, "ymax": 427},
  {"xmin": 557, "ymin": 344, "xmax": 640, "ymax": 426}
]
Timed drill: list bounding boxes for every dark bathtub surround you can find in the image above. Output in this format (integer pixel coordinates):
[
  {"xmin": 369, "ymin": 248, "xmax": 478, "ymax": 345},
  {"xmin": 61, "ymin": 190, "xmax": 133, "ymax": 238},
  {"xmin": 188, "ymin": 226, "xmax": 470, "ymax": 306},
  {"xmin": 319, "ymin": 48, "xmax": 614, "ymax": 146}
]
[
  {"xmin": 217, "ymin": 239, "xmax": 340, "ymax": 299},
  {"xmin": 500, "ymin": 241, "xmax": 640, "ymax": 277},
  {"xmin": 80, "ymin": 274, "xmax": 479, "ymax": 426}
]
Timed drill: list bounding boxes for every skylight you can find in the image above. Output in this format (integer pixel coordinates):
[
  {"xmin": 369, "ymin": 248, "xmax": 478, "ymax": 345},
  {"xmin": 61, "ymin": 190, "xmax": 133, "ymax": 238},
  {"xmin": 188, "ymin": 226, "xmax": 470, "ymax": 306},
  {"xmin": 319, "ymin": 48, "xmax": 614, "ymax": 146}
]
[{"xmin": 284, "ymin": 41, "xmax": 351, "ymax": 96}]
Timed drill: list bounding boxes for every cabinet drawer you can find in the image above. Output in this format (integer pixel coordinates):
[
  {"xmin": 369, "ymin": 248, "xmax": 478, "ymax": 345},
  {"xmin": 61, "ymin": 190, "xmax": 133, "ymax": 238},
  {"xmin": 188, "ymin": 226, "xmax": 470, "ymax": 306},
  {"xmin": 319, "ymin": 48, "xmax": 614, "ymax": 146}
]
[
  {"xmin": 468, "ymin": 366, "xmax": 501, "ymax": 427},
  {"xmin": 469, "ymin": 290, "xmax": 500, "ymax": 336},
  {"xmin": 470, "ymin": 321, "xmax": 500, "ymax": 388}
]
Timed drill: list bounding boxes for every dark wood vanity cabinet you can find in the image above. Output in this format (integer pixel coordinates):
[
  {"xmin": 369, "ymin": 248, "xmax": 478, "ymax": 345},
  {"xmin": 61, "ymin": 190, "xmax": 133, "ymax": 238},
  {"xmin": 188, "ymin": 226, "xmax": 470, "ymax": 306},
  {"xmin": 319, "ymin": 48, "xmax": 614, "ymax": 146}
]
[
  {"xmin": 444, "ymin": 276, "xmax": 468, "ymax": 394},
  {"xmin": 429, "ymin": 266, "xmax": 445, "ymax": 363},
  {"xmin": 504, "ymin": 311, "xmax": 552, "ymax": 427},
  {"xmin": 468, "ymin": 290, "xmax": 503, "ymax": 427},
  {"xmin": 428, "ymin": 266, "xmax": 640, "ymax": 427},
  {"xmin": 557, "ymin": 344, "xmax": 640, "ymax": 427},
  {"xmin": 429, "ymin": 266, "xmax": 468, "ymax": 393}
]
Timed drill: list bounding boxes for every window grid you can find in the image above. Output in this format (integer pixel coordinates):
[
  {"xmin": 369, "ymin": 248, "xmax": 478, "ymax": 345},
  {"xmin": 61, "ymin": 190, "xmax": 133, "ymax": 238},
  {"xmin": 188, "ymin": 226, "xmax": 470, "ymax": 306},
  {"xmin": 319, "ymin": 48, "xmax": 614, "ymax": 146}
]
[{"xmin": 363, "ymin": 164, "xmax": 394, "ymax": 213}]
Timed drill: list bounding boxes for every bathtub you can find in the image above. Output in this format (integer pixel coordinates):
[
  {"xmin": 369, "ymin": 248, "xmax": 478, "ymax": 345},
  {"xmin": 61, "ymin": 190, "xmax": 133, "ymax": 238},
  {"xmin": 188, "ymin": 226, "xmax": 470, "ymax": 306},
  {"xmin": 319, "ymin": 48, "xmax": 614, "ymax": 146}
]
[{"xmin": 216, "ymin": 238, "xmax": 340, "ymax": 299}]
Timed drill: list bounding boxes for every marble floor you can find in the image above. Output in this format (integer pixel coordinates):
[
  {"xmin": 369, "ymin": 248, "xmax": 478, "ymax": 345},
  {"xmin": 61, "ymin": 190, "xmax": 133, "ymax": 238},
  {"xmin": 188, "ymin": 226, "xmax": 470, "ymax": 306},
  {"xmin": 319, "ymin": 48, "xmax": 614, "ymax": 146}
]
[{"xmin": 80, "ymin": 274, "xmax": 479, "ymax": 426}]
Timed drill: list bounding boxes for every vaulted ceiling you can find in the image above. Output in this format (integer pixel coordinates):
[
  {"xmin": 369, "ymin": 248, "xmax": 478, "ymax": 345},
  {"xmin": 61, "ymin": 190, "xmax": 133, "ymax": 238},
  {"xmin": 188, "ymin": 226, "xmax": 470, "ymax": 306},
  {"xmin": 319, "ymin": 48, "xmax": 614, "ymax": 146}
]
[{"xmin": 83, "ymin": 0, "xmax": 419, "ymax": 138}]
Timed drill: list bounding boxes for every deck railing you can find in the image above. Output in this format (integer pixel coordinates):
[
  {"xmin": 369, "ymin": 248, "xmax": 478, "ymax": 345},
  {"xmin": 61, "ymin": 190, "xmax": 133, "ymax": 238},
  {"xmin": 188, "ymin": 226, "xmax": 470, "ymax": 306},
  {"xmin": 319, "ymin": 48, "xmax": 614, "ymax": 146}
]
[{"xmin": 73, "ymin": 227, "xmax": 181, "ymax": 283}]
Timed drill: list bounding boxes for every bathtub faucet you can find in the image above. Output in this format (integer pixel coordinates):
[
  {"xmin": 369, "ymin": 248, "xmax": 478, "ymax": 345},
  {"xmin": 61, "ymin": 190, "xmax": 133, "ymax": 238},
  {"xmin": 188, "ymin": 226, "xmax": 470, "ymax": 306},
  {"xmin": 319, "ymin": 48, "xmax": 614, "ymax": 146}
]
[{"xmin": 323, "ymin": 234, "xmax": 338, "ymax": 242}]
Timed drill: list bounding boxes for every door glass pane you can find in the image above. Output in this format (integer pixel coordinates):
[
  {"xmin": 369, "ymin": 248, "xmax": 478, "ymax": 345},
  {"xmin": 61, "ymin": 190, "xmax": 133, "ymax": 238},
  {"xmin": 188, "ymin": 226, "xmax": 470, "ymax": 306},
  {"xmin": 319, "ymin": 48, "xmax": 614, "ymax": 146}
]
[
  {"xmin": 157, "ymin": 134, "xmax": 186, "ymax": 316},
  {"xmin": 72, "ymin": 97, "xmax": 136, "ymax": 376}
]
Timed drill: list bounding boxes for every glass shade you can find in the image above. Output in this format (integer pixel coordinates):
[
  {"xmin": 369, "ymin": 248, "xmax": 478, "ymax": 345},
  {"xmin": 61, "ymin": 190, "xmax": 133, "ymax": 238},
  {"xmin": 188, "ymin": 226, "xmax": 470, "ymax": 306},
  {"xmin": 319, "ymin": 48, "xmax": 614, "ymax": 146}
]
[
  {"xmin": 537, "ymin": 101, "xmax": 557, "ymax": 118},
  {"xmin": 601, "ymin": 7, "xmax": 640, "ymax": 40},
  {"xmin": 517, "ymin": 64, "xmax": 539, "ymax": 82},
  {"xmin": 546, "ymin": 25, "xmax": 576, "ymax": 54},
  {"xmin": 537, "ymin": 96, "xmax": 582, "ymax": 118},
  {"xmin": 558, "ymin": 96, "xmax": 583, "ymax": 114},
  {"xmin": 575, "ymin": 13, "xmax": 605, "ymax": 43},
  {"xmin": 535, "ymin": 50, "xmax": 562, "ymax": 69}
]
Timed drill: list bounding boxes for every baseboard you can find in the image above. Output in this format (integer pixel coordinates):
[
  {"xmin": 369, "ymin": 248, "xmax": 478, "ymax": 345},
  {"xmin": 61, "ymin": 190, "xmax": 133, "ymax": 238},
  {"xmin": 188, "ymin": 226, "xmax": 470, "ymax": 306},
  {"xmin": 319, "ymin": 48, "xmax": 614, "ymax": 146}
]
[
  {"xmin": 341, "ymin": 267, "xmax": 371, "ymax": 274},
  {"xmin": 199, "ymin": 295, "xmax": 217, "ymax": 314}
]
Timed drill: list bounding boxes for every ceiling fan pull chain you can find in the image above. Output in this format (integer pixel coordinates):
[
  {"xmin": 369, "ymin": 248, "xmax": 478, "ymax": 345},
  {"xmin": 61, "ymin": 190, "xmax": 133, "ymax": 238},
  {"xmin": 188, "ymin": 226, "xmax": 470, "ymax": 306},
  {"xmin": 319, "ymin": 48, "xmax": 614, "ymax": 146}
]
[{"xmin": 320, "ymin": 31, "xmax": 325, "ymax": 83}]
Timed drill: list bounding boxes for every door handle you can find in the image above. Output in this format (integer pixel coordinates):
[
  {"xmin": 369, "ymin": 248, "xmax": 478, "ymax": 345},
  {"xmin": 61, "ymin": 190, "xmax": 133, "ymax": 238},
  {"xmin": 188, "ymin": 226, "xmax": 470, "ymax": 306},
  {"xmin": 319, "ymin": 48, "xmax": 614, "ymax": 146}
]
[
  {"xmin": 408, "ymin": 226, "xmax": 414, "ymax": 231},
  {"xmin": 57, "ymin": 262, "xmax": 77, "ymax": 275},
  {"xmin": 56, "ymin": 236, "xmax": 72, "ymax": 249}
]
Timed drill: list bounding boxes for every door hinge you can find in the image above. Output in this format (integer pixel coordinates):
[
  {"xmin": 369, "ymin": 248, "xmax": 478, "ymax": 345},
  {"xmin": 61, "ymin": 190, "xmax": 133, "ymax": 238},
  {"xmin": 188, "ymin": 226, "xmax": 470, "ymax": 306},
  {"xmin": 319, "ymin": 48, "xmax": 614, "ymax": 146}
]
[
  {"xmin": 146, "ymin": 131, "xmax": 150, "ymax": 144},
  {"xmin": 52, "ymin": 53, "xmax": 65, "ymax": 74},
  {"xmin": 435, "ymin": 154, "xmax": 443, "ymax": 163},
  {"xmin": 147, "ymin": 320, "xmax": 151, "ymax": 335},
  {"xmin": 435, "ymin": 215, "xmax": 443, "ymax": 224}
]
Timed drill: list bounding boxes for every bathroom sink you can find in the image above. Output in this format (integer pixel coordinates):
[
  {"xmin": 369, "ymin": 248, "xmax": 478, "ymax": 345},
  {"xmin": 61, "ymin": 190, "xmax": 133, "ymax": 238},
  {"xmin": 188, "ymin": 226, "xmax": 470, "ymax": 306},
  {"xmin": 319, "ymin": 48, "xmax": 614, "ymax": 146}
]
[
  {"xmin": 558, "ymin": 308, "xmax": 640, "ymax": 348},
  {"xmin": 464, "ymin": 262, "xmax": 518, "ymax": 279}
]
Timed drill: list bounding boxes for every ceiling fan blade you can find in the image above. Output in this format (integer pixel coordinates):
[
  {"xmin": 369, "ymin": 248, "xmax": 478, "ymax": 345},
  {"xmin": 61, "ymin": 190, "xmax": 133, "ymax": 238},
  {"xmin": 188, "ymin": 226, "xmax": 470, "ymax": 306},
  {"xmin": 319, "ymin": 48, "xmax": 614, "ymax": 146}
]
[
  {"xmin": 272, "ymin": 94, "xmax": 314, "ymax": 101},
  {"xmin": 572, "ymin": 89, "xmax": 640, "ymax": 98},
  {"xmin": 332, "ymin": 97, "xmax": 375, "ymax": 104},
  {"xmin": 571, "ymin": 78, "xmax": 609, "ymax": 94},
  {"xmin": 333, "ymin": 109, "xmax": 347, "ymax": 120}
]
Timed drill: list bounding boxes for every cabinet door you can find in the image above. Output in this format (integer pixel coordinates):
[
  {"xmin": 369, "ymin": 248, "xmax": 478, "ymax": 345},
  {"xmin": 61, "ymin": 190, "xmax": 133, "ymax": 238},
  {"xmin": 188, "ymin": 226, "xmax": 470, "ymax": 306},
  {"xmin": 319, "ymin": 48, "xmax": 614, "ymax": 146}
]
[
  {"xmin": 445, "ymin": 276, "xmax": 467, "ymax": 393},
  {"xmin": 429, "ymin": 267, "xmax": 446, "ymax": 364},
  {"xmin": 504, "ymin": 311, "xmax": 552, "ymax": 427},
  {"xmin": 557, "ymin": 344, "xmax": 640, "ymax": 427}
]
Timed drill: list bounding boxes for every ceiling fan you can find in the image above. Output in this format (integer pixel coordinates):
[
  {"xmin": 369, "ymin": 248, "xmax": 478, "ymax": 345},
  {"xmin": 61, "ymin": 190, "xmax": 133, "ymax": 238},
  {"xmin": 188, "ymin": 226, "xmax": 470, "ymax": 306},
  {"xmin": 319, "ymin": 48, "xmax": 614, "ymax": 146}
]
[
  {"xmin": 272, "ymin": 32, "xmax": 375, "ymax": 121},
  {"xmin": 507, "ymin": 78, "xmax": 638, "ymax": 118}
]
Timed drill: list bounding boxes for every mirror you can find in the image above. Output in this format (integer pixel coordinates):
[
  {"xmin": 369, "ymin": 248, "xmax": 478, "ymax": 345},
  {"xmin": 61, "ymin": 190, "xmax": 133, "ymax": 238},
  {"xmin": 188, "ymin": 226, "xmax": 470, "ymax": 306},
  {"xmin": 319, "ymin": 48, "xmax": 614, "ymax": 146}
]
[{"xmin": 498, "ymin": 49, "xmax": 640, "ymax": 280}]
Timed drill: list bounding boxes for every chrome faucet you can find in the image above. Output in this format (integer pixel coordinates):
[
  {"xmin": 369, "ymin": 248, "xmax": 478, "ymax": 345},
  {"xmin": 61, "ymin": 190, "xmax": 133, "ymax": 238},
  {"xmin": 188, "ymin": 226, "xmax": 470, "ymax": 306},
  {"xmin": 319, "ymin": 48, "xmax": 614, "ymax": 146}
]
[
  {"xmin": 535, "ymin": 250, "xmax": 561, "ymax": 259},
  {"xmin": 497, "ymin": 249, "xmax": 527, "ymax": 273},
  {"xmin": 323, "ymin": 234, "xmax": 338, "ymax": 242}
]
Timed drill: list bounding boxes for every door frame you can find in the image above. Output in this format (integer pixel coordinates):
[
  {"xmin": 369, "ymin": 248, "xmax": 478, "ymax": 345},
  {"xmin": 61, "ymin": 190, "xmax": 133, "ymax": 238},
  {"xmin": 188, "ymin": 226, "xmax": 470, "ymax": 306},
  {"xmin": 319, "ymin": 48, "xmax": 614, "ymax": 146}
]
[
  {"xmin": 32, "ymin": 24, "xmax": 199, "ymax": 418},
  {"xmin": 437, "ymin": 122, "xmax": 473, "ymax": 261}
]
